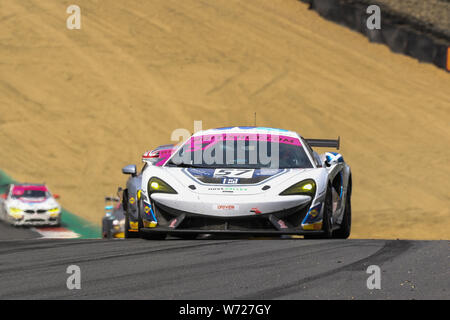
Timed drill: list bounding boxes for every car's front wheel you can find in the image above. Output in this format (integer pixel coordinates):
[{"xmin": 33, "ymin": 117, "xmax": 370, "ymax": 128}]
[
  {"xmin": 333, "ymin": 180, "xmax": 351, "ymax": 239},
  {"xmin": 124, "ymin": 213, "xmax": 140, "ymax": 238}
]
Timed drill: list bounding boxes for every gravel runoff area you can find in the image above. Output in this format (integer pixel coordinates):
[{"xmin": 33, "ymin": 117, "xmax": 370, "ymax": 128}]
[{"xmin": 346, "ymin": 0, "xmax": 450, "ymax": 41}]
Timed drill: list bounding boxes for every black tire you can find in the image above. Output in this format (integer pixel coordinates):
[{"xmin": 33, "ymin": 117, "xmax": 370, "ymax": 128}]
[
  {"xmin": 123, "ymin": 189, "xmax": 139, "ymax": 239},
  {"xmin": 333, "ymin": 180, "xmax": 351, "ymax": 239},
  {"xmin": 122, "ymin": 189, "xmax": 129, "ymax": 213},
  {"xmin": 124, "ymin": 214, "xmax": 140, "ymax": 238},
  {"xmin": 304, "ymin": 185, "xmax": 333, "ymax": 239}
]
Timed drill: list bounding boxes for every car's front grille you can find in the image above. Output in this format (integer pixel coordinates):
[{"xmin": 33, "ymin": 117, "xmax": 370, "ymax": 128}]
[
  {"xmin": 180, "ymin": 215, "xmax": 276, "ymax": 231},
  {"xmin": 25, "ymin": 219, "xmax": 45, "ymax": 222},
  {"xmin": 24, "ymin": 209, "xmax": 47, "ymax": 214}
]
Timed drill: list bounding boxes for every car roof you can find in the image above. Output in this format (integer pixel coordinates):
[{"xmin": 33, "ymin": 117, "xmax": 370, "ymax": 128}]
[
  {"xmin": 12, "ymin": 184, "xmax": 48, "ymax": 191},
  {"xmin": 192, "ymin": 126, "xmax": 299, "ymax": 138},
  {"xmin": 154, "ymin": 144, "xmax": 175, "ymax": 150}
]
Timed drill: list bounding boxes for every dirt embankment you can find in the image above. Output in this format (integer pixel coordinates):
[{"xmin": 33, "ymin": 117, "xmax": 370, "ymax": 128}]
[{"xmin": 1, "ymin": 0, "xmax": 449, "ymax": 239}]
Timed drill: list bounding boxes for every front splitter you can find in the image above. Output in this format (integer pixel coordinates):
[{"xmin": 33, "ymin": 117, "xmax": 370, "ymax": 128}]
[{"xmin": 141, "ymin": 227, "xmax": 324, "ymax": 237}]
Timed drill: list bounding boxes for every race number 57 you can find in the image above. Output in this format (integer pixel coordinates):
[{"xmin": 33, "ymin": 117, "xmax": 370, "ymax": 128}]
[{"xmin": 213, "ymin": 169, "xmax": 254, "ymax": 179}]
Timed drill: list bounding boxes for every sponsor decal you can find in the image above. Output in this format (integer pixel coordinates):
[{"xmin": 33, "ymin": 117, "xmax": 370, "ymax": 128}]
[
  {"xmin": 250, "ymin": 208, "xmax": 262, "ymax": 214},
  {"xmin": 129, "ymin": 197, "xmax": 135, "ymax": 204},
  {"xmin": 207, "ymin": 187, "xmax": 248, "ymax": 192},
  {"xmin": 309, "ymin": 208, "xmax": 319, "ymax": 218},
  {"xmin": 221, "ymin": 178, "xmax": 239, "ymax": 184},
  {"xmin": 208, "ymin": 187, "xmax": 248, "ymax": 192},
  {"xmin": 302, "ymin": 203, "xmax": 323, "ymax": 225},
  {"xmin": 186, "ymin": 168, "xmax": 285, "ymax": 185},
  {"xmin": 143, "ymin": 220, "xmax": 157, "ymax": 228},
  {"xmin": 186, "ymin": 133, "xmax": 302, "ymax": 152},
  {"xmin": 142, "ymin": 150, "xmax": 158, "ymax": 159},
  {"xmin": 129, "ymin": 221, "xmax": 138, "ymax": 230},
  {"xmin": 277, "ymin": 219, "xmax": 288, "ymax": 229},
  {"xmin": 169, "ymin": 219, "xmax": 178, "ymax": 228},
  {"xmin": 302, "ymin": 221, "xmax": 323, "ymax": 230},
  {"xmin": 224, "ymin": 187, "xmax": 248, "ymax": 191},
  {"xmin": 213, "ymin": 204, "xmax": 239, "ymax": 211},
  {"xmin": 213, "ymin": 168, "xmax": 255, "ymax": 179}
]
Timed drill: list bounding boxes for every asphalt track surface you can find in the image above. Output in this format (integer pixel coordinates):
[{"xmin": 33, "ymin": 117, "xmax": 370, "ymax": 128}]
[
  {"xmin": 0, "ymin": 221, "xmax": 39, "ymax": 240},
  {"xmin": 0, "ymin": 232, "xmax": 448, "ymax": 299}
]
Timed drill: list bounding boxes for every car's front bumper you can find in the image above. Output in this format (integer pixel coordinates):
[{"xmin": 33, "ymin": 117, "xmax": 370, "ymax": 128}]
[
  {"xmin": 142, "ymin": 199, "xmax": 316, "ymax": 235},
  {"xmin": 151, "ymin": 193, "xmax": 311, "ymax": 218},
  {"xmin": 12, "ymin": 219, "xmax": 60, "ymax": 227},
  {"xmin": 7, "ymin": 212, "xmax": 60, "ymax": 226}
]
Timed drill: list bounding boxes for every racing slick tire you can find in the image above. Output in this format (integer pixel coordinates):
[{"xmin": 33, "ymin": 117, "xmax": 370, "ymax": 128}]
[
  {"xmin": 123, "ymin": 189, "xmax": 139, "ymax": 239},
  {"xmin": 124, "ymin": 214, "xmax": 140, "ymax": 239},
  {"xmin": 304, "ymin": 185, "xmax": 333, "ymax": 239},
  {"xmin": 333, "ymin": 179, "xmax": 351, "ymax": 239}
]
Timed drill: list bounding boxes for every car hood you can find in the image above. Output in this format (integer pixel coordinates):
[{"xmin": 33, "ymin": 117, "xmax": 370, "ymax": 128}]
[
  {"xmin": 7, "ymin": 197, "xmax": 59, "ymax": 210},
  {"xmin": 164, "ymin": 167, "xmax": 319, "ymax": 196}
]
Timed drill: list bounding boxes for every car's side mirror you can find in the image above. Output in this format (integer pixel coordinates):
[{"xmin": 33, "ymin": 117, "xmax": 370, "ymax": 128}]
[
  {"xmin": 122, "ymin": 165, "xmax": 137, "ymax": 177},
  {"xmin": 1, "ymin": 194, "xmax": 7, "ymax": 199}
]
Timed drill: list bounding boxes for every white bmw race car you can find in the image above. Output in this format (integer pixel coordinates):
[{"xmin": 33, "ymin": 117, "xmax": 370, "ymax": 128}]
[
  {"xmin": 127, "ymin": 127, "xmax": 352, "ymax": 240},
  {"xmin": 0, "ymin": 184, "xmax": 62, "ymax": 226}
]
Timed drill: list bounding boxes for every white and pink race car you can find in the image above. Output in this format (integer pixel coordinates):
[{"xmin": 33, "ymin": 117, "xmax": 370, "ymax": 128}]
[
  {"xmin": 0, "ymin": 184, "xmax": 62, "ymax": 226},
  {"xmin": 126, "ymin": 127, "xmax": 352, "ymax": 240}
]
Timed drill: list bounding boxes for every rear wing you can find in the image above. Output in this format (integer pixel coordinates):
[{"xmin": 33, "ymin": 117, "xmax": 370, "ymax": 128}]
[{"xmin": 305, "ymin": 137, "xmax": 340, "ymax": 150}]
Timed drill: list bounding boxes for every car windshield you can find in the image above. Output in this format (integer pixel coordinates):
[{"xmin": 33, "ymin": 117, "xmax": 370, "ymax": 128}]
[
  {"xmin": 166, "ymin": 133, "xmax": 313, "ymax": 169},
  {"xmin": 11, "ymin": 188, "xmax": 48, "ymax": 199}
]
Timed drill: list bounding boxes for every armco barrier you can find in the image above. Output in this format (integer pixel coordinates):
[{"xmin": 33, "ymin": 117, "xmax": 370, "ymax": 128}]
[{"xmin": 299, "ymin": 0, "xmax": 450, "ymax": 72}]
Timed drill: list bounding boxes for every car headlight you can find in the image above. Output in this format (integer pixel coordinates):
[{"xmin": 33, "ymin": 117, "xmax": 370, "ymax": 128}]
[
  {"xmin": 280, "ymin": 179, "xmax": 316, "ymax": 197},
  {"xmin": 47, "ymin": 207, "xmax": 60, "ymax": 217},
  {"xmin": 8, "ymin": 208, "xmax": 24, "ymax": 220},
  {"xmin": 9, "ymin": 207, "xmax": 23, "ymax": 214},
  {"xmin": 147, "ymin": 177, "xmax": 177, "ymax": 195}
]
